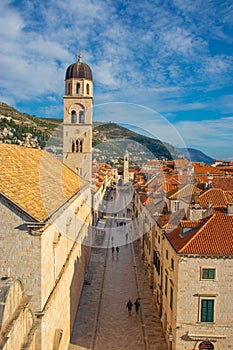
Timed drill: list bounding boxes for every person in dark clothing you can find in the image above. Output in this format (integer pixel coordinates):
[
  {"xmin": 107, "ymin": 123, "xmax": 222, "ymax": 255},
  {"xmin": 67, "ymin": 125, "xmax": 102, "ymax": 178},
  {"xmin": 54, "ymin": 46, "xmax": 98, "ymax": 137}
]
[
  {"xmin": 134, "ymin": 298, "xmax": 140, "ymax": 313},
  {"xmin": 126, "ymin": 299, "xmax": 133, "ymax": 315},
  {"xmin": 116, "ymin": 246, "xmax": 119, "ymax": 254}
]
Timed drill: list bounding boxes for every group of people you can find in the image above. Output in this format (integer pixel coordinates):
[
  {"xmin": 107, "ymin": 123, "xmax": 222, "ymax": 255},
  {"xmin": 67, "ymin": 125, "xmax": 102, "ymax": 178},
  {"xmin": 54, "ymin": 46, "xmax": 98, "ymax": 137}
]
[
  {"xmin": 112, "ymin": 246, "xmax": 119, "ymax": 254},
  {"xmin": 126, "ymin": 298, "xmax": 140, "ymax": 315}
]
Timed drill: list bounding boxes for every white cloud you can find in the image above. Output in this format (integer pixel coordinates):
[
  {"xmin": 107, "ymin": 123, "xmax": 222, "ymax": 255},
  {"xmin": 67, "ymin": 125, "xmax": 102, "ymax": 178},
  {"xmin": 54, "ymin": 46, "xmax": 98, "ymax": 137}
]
[
  {"xmin": 174, "ymin": 116, "xmax": 233, "ymax": 159},
  {"xmin": 0, "ymin": 0, "xmax": 232, "ymax": 159}
]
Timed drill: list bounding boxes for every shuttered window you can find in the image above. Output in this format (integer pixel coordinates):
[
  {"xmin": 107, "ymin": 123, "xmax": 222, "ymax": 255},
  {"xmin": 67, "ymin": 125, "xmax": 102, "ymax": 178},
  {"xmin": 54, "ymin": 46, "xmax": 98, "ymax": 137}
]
[
  {"xmin": 202, "ymin": 268, "xmax": 216, "ymax": 280},
  {"xmin": 201, "ymin": 299, "xmax": 214, "ymax": 322}
]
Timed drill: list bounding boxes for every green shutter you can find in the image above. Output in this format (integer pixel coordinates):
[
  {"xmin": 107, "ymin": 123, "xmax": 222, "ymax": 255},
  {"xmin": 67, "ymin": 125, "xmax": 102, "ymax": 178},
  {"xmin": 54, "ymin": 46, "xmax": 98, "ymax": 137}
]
[
  {"xmin": 202, "ymin": 268, "xmax": 216, "ymax": 279},
  {"xmin": 201, "ymin": 299, "xmax": 214, "ymax": 322},
  {"xmin": 208, "ymin": 269, "xmax": 216, "ymax": 279}
]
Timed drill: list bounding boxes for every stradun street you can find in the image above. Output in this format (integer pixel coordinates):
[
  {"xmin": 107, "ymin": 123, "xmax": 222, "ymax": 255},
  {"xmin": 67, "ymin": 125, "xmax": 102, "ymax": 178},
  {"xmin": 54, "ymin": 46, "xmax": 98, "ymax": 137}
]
[{"xmin": 70, "ymin": 185, "xmax": 167, "ymax": 350}]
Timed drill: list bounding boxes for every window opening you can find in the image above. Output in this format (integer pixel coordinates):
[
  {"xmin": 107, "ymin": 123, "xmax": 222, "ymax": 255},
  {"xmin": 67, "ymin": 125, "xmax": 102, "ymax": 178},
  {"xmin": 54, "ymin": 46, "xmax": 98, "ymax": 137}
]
[
  {"xmin": 71, "ymin": 111, "xmax": 77, "ymax": 123},
  {"xmin": 72, "ymin": 140, "xmax": 75, "ymax": 152},
  {"xmin": 79, "ymin": 111, "xmax": 85, "ymax": 123},
  {"xmin": 201, "ymin": 299, "xmax": 214, "ymax": 322},
  {"xmin": 202, "ymin": 268, "xmax": 216, "ymax": 280},
  {"xmin": 170, "ymin": 287, "xmax": 173, "ymax": 310},
  {"xmin": 79, "ymin": 140, "xmax": 83, "ymax": 152},
  {"xmin": 174, "ymin": 201, "xmax": 180, "ymax": 211},
  {"xmin": 67, "ymin": 82, "xmax": 71, "ymax": 95},
  {"xmin": 171, "ymin": 258, "xmax": 174, "ymax": 270},
  {"xmin": 198, "ymin": 341, "xmax": 214, "ymax": 350},
  {"xmin": 165, "ymin": 274, "xmax": 168, "ymax": 295}
]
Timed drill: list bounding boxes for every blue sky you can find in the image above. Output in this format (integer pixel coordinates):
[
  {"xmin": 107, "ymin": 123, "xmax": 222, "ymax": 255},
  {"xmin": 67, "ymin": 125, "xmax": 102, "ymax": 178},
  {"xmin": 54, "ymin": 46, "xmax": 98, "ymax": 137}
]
[{"xmin": 0, "ymin": 0, "xmax": 233, "ymax": 160}]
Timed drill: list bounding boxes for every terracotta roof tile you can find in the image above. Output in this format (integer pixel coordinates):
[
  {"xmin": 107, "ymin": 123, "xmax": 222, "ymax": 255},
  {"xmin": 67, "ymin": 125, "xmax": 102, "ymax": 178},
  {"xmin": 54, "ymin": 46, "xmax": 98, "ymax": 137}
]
[
  {"xmin": 166, "ymin": 208, "xmax": 233, "ymax": 255},
  {"xmin": 0, "ymin": 144, "xmax": 86, "ymax": 221},
  {"xmin": 157, "ymin": 213, "xmax": 171, "ymax": 228},
  {"xmin": 212, "ymin": 177, "xmax": 233, "ymax": 190},
  {"xmin": 168, "ymin": 183, "xmax": 201, "ymax": 200},
  {"xmin": 180, "ymin": 220, "xmax": 201, "ymax": 228},
  {"xmin": 199, "ymin": 188, "xmax": 229, "ymax": 207},
  {"xmin": 193, "ymin": 163, "xmax": 224, "ymax": 175}
]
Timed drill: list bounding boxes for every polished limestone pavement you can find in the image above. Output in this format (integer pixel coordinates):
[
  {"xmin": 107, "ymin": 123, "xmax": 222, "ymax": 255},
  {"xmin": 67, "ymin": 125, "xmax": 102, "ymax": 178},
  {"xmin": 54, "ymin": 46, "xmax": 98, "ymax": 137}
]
[{"xmin": 70, "ymin": 230, "xmax": 168, "ymax": 350}]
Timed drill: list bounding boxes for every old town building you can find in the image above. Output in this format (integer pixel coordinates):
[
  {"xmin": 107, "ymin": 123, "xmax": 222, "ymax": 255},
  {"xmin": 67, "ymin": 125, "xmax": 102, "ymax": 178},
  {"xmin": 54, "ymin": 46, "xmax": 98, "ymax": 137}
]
[
  {"xmin": 0, "ymin": 55, "xmax": 94, "ymax": 349},
  {"xmin": 137, "ymin": 168, "xmax": 233, "ymax": 350}
]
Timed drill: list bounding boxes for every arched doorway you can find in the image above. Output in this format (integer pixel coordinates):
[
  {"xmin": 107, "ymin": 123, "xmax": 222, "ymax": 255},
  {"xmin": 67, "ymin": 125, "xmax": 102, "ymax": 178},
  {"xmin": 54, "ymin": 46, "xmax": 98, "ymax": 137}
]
[{"xmin": 198, "ymin": 341, "xmax": 214, "ymax": 350}]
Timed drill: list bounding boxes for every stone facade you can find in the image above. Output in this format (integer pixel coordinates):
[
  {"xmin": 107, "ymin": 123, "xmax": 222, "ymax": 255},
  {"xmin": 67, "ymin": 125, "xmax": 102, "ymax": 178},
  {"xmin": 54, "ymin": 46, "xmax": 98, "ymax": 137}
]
[
  {"xmin": 142, "ymin": 220, "xmax": 233, "ymax": 350},
  {"xmin": 0, "ymin": 55, "xmax": 94, "ymax": 349},
  {"xmin": 0, "ymin": 185, "xmax": 91, "ymax": 350},
  {"xmin": 0, "ymin": 278, "xmax": 37, "ymax": 350},
  {"xmin": 138, "ymin": 186, "xmax": 233, "ymax": 350}
]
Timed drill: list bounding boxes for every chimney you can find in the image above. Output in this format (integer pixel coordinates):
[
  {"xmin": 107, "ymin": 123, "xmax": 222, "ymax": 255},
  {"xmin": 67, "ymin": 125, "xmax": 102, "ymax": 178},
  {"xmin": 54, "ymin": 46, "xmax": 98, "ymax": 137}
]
[{"xmin": 227, "ymin": 203, "xmax": 233, "ymax": 216}]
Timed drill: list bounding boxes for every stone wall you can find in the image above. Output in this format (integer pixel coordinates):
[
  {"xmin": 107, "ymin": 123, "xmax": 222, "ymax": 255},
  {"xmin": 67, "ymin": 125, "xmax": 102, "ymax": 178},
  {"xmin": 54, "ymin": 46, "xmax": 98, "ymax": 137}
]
[
  {"xmin": 0, "ymin": 197, "xmax": 42, "ymax": 310},
  {"xmin": 0, "ymin": 185, "xmax": 92, "ymax": 350},
  {"xmin": 142, "ymin": 219, "xmax": 233, "ymax": 350},
  {"xmin": 0, "ymin": 278, "xmax": 37, "ymax": 350}
]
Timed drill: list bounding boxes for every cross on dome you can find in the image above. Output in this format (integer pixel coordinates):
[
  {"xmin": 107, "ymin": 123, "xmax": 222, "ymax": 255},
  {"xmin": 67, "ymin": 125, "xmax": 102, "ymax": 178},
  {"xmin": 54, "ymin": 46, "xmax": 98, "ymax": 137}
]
[{"xmin": 78, "ymin": 50, "xmax": 83, "ymax": 63}]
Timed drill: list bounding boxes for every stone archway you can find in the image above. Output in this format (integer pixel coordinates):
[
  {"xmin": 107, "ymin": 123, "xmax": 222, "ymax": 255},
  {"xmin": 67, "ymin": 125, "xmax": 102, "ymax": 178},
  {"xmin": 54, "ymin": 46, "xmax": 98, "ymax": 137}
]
[{"xmin": 198, "ymin": 340, "xmax": 214, "ymax": 350}]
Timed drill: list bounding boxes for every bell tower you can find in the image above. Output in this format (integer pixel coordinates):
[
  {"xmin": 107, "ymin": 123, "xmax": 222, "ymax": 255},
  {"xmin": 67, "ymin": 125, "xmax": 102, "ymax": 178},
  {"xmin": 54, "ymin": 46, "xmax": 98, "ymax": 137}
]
[
  {"xmin": 123, "ymin": 150, "xmax": 129, "ymax": 184},
  {"xmin": 63, "ymin": 53, "xmax": 93, "ymax": 181}
]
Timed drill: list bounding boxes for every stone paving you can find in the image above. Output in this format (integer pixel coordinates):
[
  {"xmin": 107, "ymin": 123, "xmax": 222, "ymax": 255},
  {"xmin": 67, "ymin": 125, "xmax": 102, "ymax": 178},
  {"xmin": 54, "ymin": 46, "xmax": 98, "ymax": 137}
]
[{"xmin": 70, "ymin": 187, "xmax": 167, "ymax": 350}]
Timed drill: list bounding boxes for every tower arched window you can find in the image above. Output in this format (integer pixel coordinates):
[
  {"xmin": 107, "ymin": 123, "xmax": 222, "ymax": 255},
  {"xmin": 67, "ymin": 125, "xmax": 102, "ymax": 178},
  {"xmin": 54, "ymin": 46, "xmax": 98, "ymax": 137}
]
[
  {"xmin": 71, "ymin": 111, "xmax": 77, "ymax": 123},
  {"xmin": 76, "ymin": 140, "xmax": 79, "ymax": 152},
  {"xmin": 79, "ymin": 111, "xmax": 85, "ymax": 123},
  {"xmin": 79, "ymin": 140, "xmax": 83, "ymax": 152},
  {"xmin": 86, "ymin": 84, "xmax": 90, "ymax": 95},
  {"xmin": 76, "ymin": 83, "xmax": 80, "ymax": 94},
  {"xmin": 66, "ymin": 82, "xmax": 72, "ymax": 95},
  {"xmin": 72, "ymin": 140, "xmax": 75, "ymax": 152}
]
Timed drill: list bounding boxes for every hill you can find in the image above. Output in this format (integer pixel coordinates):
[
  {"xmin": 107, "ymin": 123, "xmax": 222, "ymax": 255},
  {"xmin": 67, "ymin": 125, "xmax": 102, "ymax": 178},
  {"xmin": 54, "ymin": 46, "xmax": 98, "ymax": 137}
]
[
  {"xmin": 176, "ymin": 147, "xmax": 214, "ymax": 164},
  {"xmin": 0, "ymin": 102, "xmax": 61, "ymax": 148},
  {"xmin": 0, "ymin": 101, "xmax": 214, "ymax": 163},
  {"xmin": 92, "ymin": 122, "xmax": 179, "ymax": 164}
]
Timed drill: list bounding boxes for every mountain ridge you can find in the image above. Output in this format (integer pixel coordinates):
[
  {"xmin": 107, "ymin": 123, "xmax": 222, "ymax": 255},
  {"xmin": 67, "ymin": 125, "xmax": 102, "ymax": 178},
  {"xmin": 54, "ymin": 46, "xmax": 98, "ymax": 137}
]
[{"xmin": 0, "ymin": 101, "xmax": 214, "ymax": 163}]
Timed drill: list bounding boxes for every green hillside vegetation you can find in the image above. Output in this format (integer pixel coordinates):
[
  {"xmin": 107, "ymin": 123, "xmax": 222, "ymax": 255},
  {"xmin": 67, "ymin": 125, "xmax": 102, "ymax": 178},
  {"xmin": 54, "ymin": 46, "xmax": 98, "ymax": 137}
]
[
  {"xmin": 0, "ymin": 102, "xmax": 61, "ymax": 128},
  {"xmin": 0, "ymin": 101, "xmax": 213, "ymax": 163},
  {"xmin": 0, "ymin": 102, "xmax": 61, "ymax": 148},
  {"xmin": 93, "ymin": 122, "xmax": 179, "ymax": 161},
  {"xmin": 0, "ymin": 102, "xmax": 178, "ymax": 160}
]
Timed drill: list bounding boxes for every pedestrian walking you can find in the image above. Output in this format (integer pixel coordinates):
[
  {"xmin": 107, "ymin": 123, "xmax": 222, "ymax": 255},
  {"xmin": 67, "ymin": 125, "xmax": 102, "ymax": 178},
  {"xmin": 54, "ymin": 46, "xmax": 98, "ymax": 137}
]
[
  {"xmin": 126, "ymin": 299, "xmax": 133, "ymax": 316},
  {"xmin": 112, "ymin": 246, "xmax": 114, "ymax": 253},
  {"xmin": 116, "ymin": 246, "xmax": 119, "ymax": 254},
  {"xmin": 134, "ymin": 298, "xmax": 140, "ymax": 313}
]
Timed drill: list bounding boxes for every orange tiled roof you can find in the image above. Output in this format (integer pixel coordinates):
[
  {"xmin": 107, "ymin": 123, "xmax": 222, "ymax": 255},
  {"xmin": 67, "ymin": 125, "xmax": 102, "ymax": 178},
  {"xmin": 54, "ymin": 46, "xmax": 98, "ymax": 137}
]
[
  {"xmin": 174, "ymin": 159, "xmax": 191, "ymax": 168},
  {"xmin": 168, "ymin": 183, "xmax": 201, "ymax": 200},
  {"xmin": 166, "ymin": 208, "xmax": 233, "ymax": 255},
  {"xmin": 180, "ymin": 220, "xmax": 202, "ymax": 228},
  {"xmin": 212, "ymin": 177, "xmax": 233, "ymax": 191},
  {"xmin": 225, "ymin": 191, "xmax": 233, "ymax": 203},
  {"xmin": 193, "ymin": 163, "xmax": 224, "ymax": 175},
  {"xmin": 140, "ymin": 194, "xmax": 154, "ymax": 205},
  {"xmin": 0, "ymin": 144, "xmax": 86, "ymax": 221},
  {"xmin": 199, "ymin": 188, "xmax": 230, "ymax": 208},
  {"xmin": 157, "ymin": 213, "xmax": 171, "ymax": 228}
]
